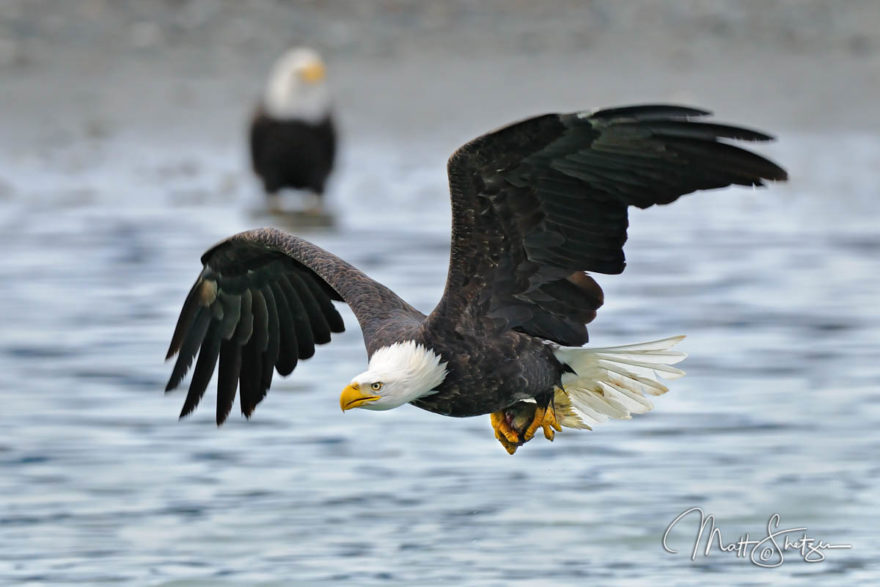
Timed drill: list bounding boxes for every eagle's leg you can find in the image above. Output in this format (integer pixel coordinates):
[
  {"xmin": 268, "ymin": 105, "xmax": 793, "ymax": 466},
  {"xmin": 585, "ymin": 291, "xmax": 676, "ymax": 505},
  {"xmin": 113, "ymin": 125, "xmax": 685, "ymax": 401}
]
[
  {"xmin": 522, "ymin": 392, "xmax": 562, "ymax": 442},
  {"xmin": 490, "ymin": 410, "xmax": 524, "ymax": 455},
  {"xmin": 489, "ymin": 394, "xmax": 562, "ymax": 454}
]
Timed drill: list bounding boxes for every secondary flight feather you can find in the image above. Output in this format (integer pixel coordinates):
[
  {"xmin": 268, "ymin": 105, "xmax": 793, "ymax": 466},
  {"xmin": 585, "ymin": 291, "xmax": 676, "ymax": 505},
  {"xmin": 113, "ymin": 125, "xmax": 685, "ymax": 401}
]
[{"xmin": 166, "ymin": 104, "xmax": 787, "ymax": 453}]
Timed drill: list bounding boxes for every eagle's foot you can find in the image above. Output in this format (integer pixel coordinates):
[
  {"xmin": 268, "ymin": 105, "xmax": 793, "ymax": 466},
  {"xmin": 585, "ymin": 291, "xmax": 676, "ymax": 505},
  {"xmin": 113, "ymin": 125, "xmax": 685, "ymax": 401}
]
[
  {"xmin": 522, "ymin": 402, "xmax": 562, "ymax": 442},
  {"xmin": 490, "ymin": 410, "xmax": 523, "ymax": 454},
  {"xmin": 490, "ymin": 400, "xmax": 562, "ymax": 454}
]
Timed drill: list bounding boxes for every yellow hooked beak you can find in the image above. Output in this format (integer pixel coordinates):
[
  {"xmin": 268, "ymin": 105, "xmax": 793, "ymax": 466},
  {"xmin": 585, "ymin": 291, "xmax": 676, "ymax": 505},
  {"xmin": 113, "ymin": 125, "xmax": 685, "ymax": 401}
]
[
  {"xmin": 340, "ymin": 382, "xmax": 379, "ymax": 411},
  {"xmin": 300, "ymin": 60, "xmax": 326, "ymax": 84}
]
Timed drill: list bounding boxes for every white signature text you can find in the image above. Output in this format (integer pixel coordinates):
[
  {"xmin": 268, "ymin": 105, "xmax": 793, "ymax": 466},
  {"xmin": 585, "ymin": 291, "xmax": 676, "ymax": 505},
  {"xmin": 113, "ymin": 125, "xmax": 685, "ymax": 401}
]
[{"xmin": 662, "ymin": 507, "xmax": 852, "ymax": 568}]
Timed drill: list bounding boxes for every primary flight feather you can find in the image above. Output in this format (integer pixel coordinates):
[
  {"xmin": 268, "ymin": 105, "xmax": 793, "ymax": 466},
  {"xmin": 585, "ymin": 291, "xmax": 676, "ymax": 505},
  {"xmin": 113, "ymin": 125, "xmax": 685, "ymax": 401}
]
[{"xmin": 165, "ymin": 104, "xmax": 787, "ymax": 453}]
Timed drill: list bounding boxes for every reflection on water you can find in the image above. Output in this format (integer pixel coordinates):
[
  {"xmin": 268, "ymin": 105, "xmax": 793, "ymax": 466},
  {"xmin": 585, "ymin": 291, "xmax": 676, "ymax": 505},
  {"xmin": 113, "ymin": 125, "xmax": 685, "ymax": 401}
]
[
  {"xmin": 254, "ymin": 208, "xmax": 338, "ymax": 232},
  {"xmin": 1, "ymin": 134, "xmax": 878, "ymax": 584}
]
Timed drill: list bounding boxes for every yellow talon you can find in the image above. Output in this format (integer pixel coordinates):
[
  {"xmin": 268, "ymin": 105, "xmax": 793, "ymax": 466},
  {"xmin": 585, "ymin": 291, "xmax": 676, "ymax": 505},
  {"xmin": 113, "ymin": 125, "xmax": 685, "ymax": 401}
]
[
  {"xmin": 490, "ymin": 400, "xmax": 562, "ymax": 453},
  {"xmin": 522, "ymin": 401, "xmax": 561, "ymax": 442},
  {"xmin": 490, "ymin": 411, "xmax": 522, "ymax": 448},
  {"xmin": 521, "ymin": 405, "xmax": 545, "ymax": 442},
  {"xmin": 496, "ymin": 432, "xmax": 520, "ymax": 455},
  {"xmin": 542, "ymin": 403, "xmax": 562, "ymax": 441}
]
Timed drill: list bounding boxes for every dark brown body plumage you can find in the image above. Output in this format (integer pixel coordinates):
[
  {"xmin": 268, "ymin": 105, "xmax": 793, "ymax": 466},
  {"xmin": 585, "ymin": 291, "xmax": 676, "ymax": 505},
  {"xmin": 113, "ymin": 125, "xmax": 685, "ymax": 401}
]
[
  {"xmin": 166, "ymin": 105, "xmax": 787, "ymax": 424},
  {"xmin": 249, "ymin": 108, "xmax": 336, "ymax": 195}
]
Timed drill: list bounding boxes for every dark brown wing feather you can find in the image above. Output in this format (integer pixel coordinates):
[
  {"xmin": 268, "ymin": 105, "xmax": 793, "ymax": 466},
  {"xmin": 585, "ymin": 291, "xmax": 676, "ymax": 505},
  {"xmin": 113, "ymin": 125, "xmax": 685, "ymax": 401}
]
[
  {"xmin": 430, "ymin": 104, "xmax": 787, "ymax": 346},
  {"xmin": 165, "ymin": 228, "xmax": 423, "ymax": 424}
]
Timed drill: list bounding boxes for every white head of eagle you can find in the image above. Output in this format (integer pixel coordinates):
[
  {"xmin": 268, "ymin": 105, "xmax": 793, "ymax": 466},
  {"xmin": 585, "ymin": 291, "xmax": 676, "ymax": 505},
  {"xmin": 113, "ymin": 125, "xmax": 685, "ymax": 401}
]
[
  {"xmin": 263, "ymin": 47, "xmax": 331, "ymax": 123},
  {"xmin": 340, "ymin": 341, "xmax": 448, "ymax": 411}
]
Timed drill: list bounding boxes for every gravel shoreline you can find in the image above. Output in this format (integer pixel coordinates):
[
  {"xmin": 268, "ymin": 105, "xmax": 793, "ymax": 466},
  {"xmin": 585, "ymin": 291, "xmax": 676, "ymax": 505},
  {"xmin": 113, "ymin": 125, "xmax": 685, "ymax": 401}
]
[{"xmin": 1, "ymin": 1, "xmax": 877, "ymax": 162}]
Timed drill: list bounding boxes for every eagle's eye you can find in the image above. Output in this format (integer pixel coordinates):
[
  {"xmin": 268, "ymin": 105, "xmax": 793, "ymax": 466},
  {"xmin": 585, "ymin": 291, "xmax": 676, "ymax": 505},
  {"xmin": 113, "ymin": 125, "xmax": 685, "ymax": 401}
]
[{"xmin": 371, "ymin": 382, "xmax": 384, "ymax": 392}]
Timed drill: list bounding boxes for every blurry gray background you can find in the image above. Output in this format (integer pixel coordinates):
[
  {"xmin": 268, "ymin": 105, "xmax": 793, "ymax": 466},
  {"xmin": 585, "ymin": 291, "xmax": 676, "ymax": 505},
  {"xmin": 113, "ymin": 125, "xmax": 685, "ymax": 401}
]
[{"xmin": 1, "ymin": 1, "xmax": 879, "ymax": 584}]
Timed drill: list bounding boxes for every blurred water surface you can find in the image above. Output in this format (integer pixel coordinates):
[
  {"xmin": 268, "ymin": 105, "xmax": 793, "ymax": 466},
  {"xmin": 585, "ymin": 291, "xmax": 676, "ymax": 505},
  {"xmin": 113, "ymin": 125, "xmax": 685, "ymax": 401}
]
[{"xmin": 0, "ymin": 122, "xmax": 878, "ymax": 585}]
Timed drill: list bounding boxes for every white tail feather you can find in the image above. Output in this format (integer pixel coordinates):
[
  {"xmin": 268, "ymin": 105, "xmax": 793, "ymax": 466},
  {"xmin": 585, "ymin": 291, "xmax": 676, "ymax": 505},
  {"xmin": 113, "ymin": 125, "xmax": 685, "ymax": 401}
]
[{"xmin": 553, "ymin": 336, "xmax": 686, "ymax": 430}]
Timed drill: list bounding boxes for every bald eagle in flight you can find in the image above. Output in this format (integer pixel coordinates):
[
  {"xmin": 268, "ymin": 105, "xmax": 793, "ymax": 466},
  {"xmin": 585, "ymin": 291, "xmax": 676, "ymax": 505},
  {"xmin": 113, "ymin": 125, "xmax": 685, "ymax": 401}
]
[
  {"xmin": 250, "ymin": 47, "xmax": 336, "ymax": 209},
  {"xmin": 166, "ymin": 105, "xmax": 787, "ymax": 454}
]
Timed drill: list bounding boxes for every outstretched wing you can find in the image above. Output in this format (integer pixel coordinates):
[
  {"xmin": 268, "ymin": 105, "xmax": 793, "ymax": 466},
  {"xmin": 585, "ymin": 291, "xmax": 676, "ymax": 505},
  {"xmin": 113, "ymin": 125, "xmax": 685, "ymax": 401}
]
[
  {"xmin": 165, "ymin": 228, "xmax": 422, "ymax": 424},
  {"xmin": 430, "ymin": 104, "xmax": 787, "ymax": 346}
]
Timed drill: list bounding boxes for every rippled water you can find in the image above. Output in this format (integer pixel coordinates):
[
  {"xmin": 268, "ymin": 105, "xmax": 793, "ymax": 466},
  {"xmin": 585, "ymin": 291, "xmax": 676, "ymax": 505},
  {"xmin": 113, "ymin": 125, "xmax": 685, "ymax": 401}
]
[{"xmin": 1, "ymin": 130, "xmax": 879, "ymax": 584}]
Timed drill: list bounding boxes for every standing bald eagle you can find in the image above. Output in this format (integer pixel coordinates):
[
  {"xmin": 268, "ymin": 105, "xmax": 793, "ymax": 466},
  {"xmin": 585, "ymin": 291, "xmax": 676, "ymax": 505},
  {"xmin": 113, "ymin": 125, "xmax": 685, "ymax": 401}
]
[
  {"xmin": 250, "ymin": 47, "xmax": 336, "ymax": 210},
  {"xmin": 167, "ymin": 105, "xmax": 787, "ymax": 454}
]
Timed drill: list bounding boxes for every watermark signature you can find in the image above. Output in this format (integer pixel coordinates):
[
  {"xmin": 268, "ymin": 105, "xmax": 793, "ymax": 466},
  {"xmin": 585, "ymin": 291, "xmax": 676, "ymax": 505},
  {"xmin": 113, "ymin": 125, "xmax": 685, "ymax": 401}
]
[{"xmin": 662, "ymin": 507, "xmax": 852, "ymax": 568}]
